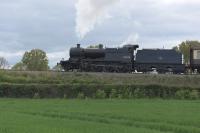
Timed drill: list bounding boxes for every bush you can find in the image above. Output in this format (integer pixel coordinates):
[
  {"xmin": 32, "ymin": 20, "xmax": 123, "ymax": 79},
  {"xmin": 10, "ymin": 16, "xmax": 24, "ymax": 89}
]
[
  {"xmin": 95, "ymin": 90, "xmax": 106, "ymax": 99},
  {"xmin": 63, "ymin": 94, "xmax": 67, "ymax": 99},
  {"xmin": 109, "ymin": 89, "xmax": 118, "ymax": 99},
  {"xmin": 122, "ymin": 88, "xmax": 133, "ymax": 99},
  {"xmin": 133, "ymin": 88, "xmax": 145, "ymax": 98},
  {"xmin": 0, "ymin": 83, "xmax": 199, "ymax": 100},
  {"xmin": 77, "ymin": 92, "xmax": 85, "ymax": 99},
  {"xmin": 175, "ymin": 90, "xmax": 190, "ymax": 99},
  {"xmin": 33, "ymin": 93, "xmax": 40, "ymax": 99},
  {"xmin": 189, "ymin": 90, "xmax": 199, "ymax": 100}
]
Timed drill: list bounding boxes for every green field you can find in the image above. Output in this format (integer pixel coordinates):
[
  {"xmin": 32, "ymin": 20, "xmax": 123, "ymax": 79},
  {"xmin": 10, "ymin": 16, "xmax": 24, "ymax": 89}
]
[{"xmin": 0, "ymin": 99, "xmax": 200, "ymax": 133}]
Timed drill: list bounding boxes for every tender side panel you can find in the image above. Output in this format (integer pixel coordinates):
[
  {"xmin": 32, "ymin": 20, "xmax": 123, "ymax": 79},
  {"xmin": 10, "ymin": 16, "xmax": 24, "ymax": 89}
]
[
  {"xmin": 136, "ymin": 49, "xmax": 182, "ymax": 64},
  {"xmin": 135, "ymin": 49, "xmax": 184, "ymax": 73}
]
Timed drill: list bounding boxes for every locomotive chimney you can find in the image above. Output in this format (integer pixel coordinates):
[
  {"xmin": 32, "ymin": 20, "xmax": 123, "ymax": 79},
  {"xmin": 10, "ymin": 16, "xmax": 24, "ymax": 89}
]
[
  {"xmin": 77, "ymin": 44, "xmax": 81, "ymax": 48},
  {"xmin": 99, "ymin": 44, "xmax": 103, "ymax": 49}
]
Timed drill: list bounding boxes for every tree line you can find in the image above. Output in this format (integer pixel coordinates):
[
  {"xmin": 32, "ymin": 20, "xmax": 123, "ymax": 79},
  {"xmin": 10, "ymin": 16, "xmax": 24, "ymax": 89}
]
[
  {"xmin": 0, "ymin": 40, "xmax": 200, "ymax": 71},
  {"xmin": 0, "ymin": 49, "xmax": 50, "ymax": 71}
]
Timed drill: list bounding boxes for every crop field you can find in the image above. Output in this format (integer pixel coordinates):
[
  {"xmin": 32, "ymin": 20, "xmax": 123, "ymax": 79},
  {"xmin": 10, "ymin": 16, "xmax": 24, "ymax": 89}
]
[{"xmin": 0, "ymin": 99, "xmax": 200, "ymax": 133}]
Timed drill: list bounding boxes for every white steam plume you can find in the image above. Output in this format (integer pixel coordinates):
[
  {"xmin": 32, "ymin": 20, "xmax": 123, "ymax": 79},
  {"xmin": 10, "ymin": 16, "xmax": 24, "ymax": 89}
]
[
  {"xmin": 75, "ymin": 0, "xmax": 118, "ymax": 39},
  {"xmin": 121, "ymin": 33, "xmax": 139, "ymax": 46}
]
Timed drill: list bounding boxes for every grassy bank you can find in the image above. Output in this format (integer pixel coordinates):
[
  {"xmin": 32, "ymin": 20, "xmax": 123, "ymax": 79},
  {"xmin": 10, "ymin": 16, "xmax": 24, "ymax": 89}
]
[
  {"xmin": 0, "ymin": 99, "xmax": 199, "ymax": 133},
  {"xmin": 0, "ymin": 70, "xmax": 200, "ymax": 99},
  {"xmin": 1, "ymin": 70, "xmax": 200, "ymax": 87}
]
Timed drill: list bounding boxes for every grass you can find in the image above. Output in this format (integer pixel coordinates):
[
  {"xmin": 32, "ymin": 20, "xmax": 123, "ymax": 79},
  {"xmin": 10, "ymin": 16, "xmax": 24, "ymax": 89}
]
[
  {"xmin": 1, "ymin": 70, "xmax": 200, "ymax": 88},
  {"xmin": 0, "ymin": 99, "xmax": 200, "ymax": 133}
]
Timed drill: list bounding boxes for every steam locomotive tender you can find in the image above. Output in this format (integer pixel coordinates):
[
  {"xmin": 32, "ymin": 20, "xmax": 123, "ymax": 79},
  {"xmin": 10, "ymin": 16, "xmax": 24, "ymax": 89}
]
[
  {"xmin": 60, "ymin": 44, "xmax": 200, "ymax": 73},
  {"xmin": 135, "ymin": 49, "xmax": 185, "ymax": 74}
]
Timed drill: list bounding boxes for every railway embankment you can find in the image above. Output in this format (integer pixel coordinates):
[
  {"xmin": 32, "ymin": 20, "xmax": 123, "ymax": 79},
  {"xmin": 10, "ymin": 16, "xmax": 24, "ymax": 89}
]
[{"xmin": 0, "ymin": 70, "xmax": 200, "ymax": 99}]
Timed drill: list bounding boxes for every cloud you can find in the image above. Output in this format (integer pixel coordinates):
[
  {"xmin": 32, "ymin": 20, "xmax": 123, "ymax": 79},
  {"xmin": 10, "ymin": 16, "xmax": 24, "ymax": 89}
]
[
  {"xmin": 0, "ymin": 0, "xmax": 76, "ymax": 51},
  {"xmin": 75, "ymin": 0, "xmax": 118, "ymax": 39},
  {"xmin": 0, "ymin": 51, "xmax": 24, "ymax": 67},
  {"xmin": 0, "ymin": 51, "xmax": 24, "ymax": 59},
  {"xmin": 76, "ymin": 0, "xmax": 200, "ymax": 48},
  {"xmin": 1, "ymin": 0, "xmax": 200, "ymax": 67},
  {"xmin": 159, "ymin": 0, "xmax": 200, "ymax": 5},
  {"xmin": 47, "ymin": 50, "xmax": 69, "ymax": 67},
  {"xmin": 0, "ymin": 0, "xmax": 76, "ymax": 66}
]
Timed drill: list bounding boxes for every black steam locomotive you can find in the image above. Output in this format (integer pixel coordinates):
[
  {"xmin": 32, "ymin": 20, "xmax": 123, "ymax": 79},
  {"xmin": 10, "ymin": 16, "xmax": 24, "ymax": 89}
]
[{"xmin": 60, "ymin": 44, "xmax": 200, "ymax": 74}]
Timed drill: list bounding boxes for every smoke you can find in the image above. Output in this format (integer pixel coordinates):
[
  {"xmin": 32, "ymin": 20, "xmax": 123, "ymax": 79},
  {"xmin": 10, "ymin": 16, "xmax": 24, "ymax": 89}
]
[
  {"xmin": 75, "ymin": 0, "xmax": 118, "ymax": 39},
  {"xmin": 121, "ymin": 33, "xmax": 139, "ymax": 46}
]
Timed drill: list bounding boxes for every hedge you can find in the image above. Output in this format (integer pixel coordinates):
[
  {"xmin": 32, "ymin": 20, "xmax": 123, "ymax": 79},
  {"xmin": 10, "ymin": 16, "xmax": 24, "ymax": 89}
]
[{"xmin": 0, "ymin": 83, "xmax": 199, "ymax": 99}]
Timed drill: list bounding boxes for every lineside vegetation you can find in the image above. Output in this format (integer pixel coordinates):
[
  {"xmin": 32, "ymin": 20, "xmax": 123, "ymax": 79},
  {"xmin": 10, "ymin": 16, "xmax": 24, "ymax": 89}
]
[{"xmin": 0, "ymin": 70, "xmax": 200, "ymax": 99}]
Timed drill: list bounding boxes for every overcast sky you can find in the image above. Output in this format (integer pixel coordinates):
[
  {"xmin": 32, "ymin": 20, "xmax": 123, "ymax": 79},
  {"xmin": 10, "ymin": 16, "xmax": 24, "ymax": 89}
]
[{"xmin": 0, "ymin": 0, "xmax": 200, "ymax": 67}]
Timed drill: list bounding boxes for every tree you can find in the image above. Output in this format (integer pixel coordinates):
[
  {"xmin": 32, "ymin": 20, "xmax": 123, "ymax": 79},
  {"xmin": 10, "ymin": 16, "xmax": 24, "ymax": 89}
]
[
  {"xmin": 22, "ymin": 49, "xmax": 49, "ymax": 71},
  {"xmin": 175, "ymin": 41, "xmax": 200, "ymax": 64},
  {"xmin": 0, "ymin": 57, "xmax": 8, "ymax": 69},
  {"xmin": 12, "ymin": 62, "xmax": 26, "ymax": 71}
]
